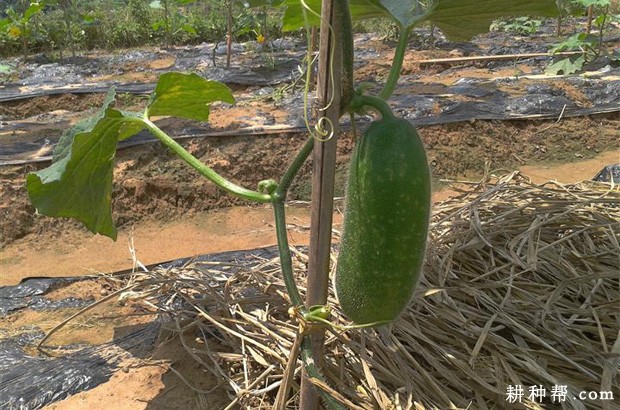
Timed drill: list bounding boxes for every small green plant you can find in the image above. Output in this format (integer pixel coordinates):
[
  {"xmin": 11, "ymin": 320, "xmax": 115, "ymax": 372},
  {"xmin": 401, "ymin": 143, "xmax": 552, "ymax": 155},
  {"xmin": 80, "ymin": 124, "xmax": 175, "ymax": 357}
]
[
  {"xmin": 149, "ymin": 0, "xmax": 199, "ymax": 47},
  {"xmin": 490, "ymin": 16, "xmax": 542, "ymax": 34},
  {"xmin": 0, "ymin": 1, "xmax": 45, "ymax": 61},
  {"xmin": 0, "ymin": 63, "xmax": 16, "ymax": 74},
  {"xmin": 546, "ymin": 0, "xmax": 619, "ymax": 75},
  {"xmin": 352, "ymin": 16, "xmax": 400, "ymax": 40},
  {"xmin": 245, "ymin": 28, "xmax": 277, "ymax": 70},
  {"xmin": 0, "ymin": 63, "xmax": 17, "ymax": 85}
]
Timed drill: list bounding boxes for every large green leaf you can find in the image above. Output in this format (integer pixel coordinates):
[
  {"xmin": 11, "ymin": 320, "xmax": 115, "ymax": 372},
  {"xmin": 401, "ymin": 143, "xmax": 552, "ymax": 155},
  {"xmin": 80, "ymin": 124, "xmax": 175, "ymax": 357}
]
[
  {"xmin": 27, "ymin": 74, "xmax": 235, "ymax": 240},
  {"xmin": 378, "ymin": 0, "xmax": 427, "ymax": 28},
  {"xmin": 147, "ymin": 72, "xmax": 235, "ymax": 121},
  {"xmin": 27, "ymin": 109, "xmax": 144, "ymax": 240},
  {"xmin": 549, "ymin": 33, "xmax": 597, "ymax": 53},
  {"xmin": 545, "ymin": 55, "xmax": 585, "ymax": 75},
  {"xmin": 23, "ymin": 2, "xmax": 44, "ymax": 21},
  {"xmin": 53, "ymin": 88, "xmax": 117, "ymax": 163},
  {"xmin": 350, "ymin": 0, "xmax": 389, "ymax": 20},
  {"xmin": 425, "ymin": 0, "xmax": 559, "ymax": 41},
  {"xmin": 281, "ymin": 0, "xmax": 321, "ymax": 31},
  {"xmin": 281, "ymin": 0, "xmax": 387, "ymax": 31},
  {"xmin": 281, "ymin": 0, "xmax": 558, "ymax": 35}
]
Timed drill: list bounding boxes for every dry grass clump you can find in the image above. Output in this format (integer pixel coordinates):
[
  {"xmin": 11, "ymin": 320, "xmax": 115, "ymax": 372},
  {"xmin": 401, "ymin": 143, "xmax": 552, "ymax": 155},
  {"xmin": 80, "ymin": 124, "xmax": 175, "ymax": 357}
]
[{"xmin": 123, "ymin": 172, "xmax": 619, "ymax": 409}]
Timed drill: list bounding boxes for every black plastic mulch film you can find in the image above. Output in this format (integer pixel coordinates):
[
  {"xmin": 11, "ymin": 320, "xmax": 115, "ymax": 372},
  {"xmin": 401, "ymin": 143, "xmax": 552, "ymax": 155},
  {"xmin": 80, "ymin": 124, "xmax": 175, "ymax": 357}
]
[
  {"xmin": 1, "ymin": 37, "xmax": 619, "ymax": 166},
  {"xmin": 0, "ymin": 247, "xmax": 280, "ymax": 410}
]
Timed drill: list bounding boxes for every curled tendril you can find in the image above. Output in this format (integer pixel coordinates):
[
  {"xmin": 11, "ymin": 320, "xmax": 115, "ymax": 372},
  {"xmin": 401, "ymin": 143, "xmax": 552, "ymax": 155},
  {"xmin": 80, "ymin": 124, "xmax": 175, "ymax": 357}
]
[
  {"xmin": 299, "ymin": 0, "xmax": 338, "ymax": 143},
  {"xmin": 311, "ymin": 116, "xmax": 335, "ymax": 142}
]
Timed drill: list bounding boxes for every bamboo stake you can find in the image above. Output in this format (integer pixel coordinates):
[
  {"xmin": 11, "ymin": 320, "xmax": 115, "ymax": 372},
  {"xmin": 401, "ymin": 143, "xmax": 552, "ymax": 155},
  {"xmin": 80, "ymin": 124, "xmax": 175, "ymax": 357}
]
[
  {"xmin": 417, "ymin": 51, "xmax": 583, "ymax": 65},
  {"xmin": 299, "ymin": 0, "xmax": 343, "ymax": 407}
]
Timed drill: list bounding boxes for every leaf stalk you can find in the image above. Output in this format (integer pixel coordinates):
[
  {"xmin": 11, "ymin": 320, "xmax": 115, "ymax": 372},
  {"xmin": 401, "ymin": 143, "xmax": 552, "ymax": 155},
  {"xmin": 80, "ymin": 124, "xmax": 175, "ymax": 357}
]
[{"xmin": 141, "ymin": 118, "xmax": 272, "ymax": 203}]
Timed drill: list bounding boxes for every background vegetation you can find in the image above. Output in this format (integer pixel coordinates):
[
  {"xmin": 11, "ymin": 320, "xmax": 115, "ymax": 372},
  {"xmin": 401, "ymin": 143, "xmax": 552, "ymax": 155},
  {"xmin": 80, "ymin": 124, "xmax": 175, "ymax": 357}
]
[
  {"xmin": 1, "ymin": 0, "xmax": 618, "ymax": 73},
  {"xmin": 0, "ymin": 0, "xmax": 285, "ymax": 58}
]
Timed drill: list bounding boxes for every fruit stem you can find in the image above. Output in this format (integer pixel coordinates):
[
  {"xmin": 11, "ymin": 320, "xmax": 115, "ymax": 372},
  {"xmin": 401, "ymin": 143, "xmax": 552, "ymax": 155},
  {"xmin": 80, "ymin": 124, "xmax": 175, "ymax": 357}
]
[
  {"xmin": 378, "ymin": 25, "xmax": 412, "ymax": 100},
  {"xmin": 350, "ymin": 94, "xmax": 395, "ymax": 119}
]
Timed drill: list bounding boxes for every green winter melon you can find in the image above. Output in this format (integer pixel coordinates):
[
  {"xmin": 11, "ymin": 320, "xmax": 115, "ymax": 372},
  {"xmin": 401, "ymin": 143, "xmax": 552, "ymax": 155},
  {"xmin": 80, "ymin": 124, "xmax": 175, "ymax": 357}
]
[{"xmin": 335, "ymin": 115, "xmax": 431, "ymax": 325}]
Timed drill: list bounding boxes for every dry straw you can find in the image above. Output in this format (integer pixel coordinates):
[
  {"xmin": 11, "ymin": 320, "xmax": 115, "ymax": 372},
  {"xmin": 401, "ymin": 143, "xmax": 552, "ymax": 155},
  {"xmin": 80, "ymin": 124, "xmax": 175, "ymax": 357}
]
[{"xmin": 124, "ymin": 172, "xmax": 619, "ymax": 409}]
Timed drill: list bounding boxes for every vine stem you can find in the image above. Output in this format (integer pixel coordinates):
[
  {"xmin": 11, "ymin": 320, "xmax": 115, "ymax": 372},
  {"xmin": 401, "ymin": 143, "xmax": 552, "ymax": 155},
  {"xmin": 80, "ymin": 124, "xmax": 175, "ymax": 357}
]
[
  {"xmin": 140, "ymin": 27, "xmax": 341, "ymax": 408},
  {"xmin": 277, "ymin": 136, "xmax": 315, "ymax": 196},
  {"xmin": 338, "ymin": 0, "xmax": 354, "ymax": 112},
  {"xmin": 143, "ymin": 111, "xmax": 341, "ymax": 406},
  {"xmin": 378, "ymin": 25, "xmax": 412, "ymax": 100},
  {"xmin": 272, "ymin": 136, "xmax": 315, "ymax": 308},
  {"xmin": 272, "ymin": 199, "xmax": 304, "ymax": 307},
  {"xmin": 272, "ymin": 136, "xmax": 346, "ymax": 410},
  {"xmin": 141, "ymin": 118, "xmax": 271, "ymax": 203},
  {"xmin": 142, "ymin": 114, "xmax": 342, "ymax": 406},
  {"xmin": 300, "ymin": 336, "xmax": 347, "ymax": 410}
]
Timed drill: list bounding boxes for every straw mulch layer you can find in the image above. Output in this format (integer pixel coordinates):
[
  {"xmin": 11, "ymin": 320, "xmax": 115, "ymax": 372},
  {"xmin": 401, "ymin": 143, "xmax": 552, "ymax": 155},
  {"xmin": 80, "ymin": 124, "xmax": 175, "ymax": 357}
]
[{"xmin": 126, "ymin": 173, "xmax": 619, "ymax": 409}]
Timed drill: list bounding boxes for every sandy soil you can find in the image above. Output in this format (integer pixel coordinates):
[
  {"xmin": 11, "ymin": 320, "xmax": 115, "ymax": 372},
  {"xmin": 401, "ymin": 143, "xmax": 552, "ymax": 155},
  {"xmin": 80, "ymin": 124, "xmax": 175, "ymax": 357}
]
[
  {"xmin": 1, "ymin": 149, "xmax": 618, "ymax": 286},
  {"xmin": 43, "ymin": 336, "xmax": 233, "ymax": 410},
  {"xmin": 2, "ymin": 114, "xmax": 618, "ymax": 254}
]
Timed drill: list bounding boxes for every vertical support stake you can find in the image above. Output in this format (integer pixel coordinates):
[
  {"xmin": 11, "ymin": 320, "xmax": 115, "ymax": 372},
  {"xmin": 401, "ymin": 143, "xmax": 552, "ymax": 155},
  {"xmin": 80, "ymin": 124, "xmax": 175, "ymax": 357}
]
[{"xmin": 298, "ymin": 0, "xmax": 343, "ymax": 409}]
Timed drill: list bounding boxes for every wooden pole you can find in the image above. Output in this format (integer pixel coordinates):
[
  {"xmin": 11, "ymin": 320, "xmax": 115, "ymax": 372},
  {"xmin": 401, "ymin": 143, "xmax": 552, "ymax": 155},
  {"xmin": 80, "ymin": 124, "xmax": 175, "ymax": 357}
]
[
  {"xmin": 225, "ymin": 0, "xmax": 233, "ymax": 68},
  {"xmin": 417, "ymin": 51, "xmax": 583, "ymax": 65},
  {"xmin": 586, "ymin": 5, "xmax": 594, "ymax": 34},
  {"xmin": 299, "ymin": 0, "xmax": 342, "ymax": 408}
]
